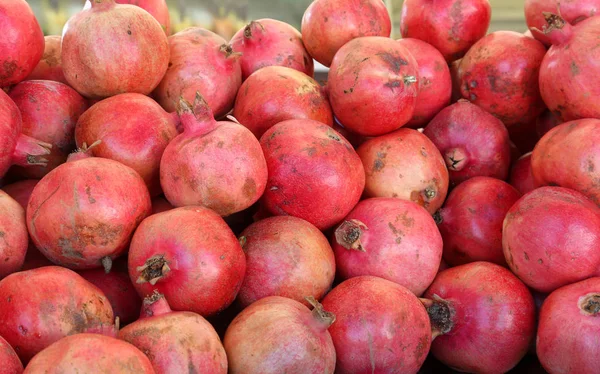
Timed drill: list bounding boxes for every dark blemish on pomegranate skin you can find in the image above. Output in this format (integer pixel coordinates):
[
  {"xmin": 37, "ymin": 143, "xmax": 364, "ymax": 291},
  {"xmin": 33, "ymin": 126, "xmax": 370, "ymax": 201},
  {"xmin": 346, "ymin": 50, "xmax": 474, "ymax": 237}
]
[{"xmin": 376, "ymin": 52, "xmax": 408, "ymax": 73}]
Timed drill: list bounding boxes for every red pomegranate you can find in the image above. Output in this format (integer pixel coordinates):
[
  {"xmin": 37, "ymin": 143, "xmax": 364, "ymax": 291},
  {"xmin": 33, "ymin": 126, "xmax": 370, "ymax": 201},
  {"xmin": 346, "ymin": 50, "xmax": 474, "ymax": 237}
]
[
  {"xmin": 301, "ymin": 0, "xmax": 391, "ymax": 67},
  {"xmin": 116, "ymin": 0, "xmax": 171, "ymax": 35},
  {"xmin": 328, "ymin": 36, "xmax": 419, "ymax": 137},
  {"xmin": 0, "ymin": 335, "xmax": 22, "ymax": 374},
  {"xmin": 0, "ymin": 190, "xmax": 28, "ymax": 278},
  {"xmin": 24, "ymin": 36, "xmax": 67, "ymax": 84},
  {"xmin": 61, "ymin": 0, "xmax": 169, "ymax": 98},
  {"xmin": 509, "ymin": 152, "xmax": 536, "ymax": 195}
]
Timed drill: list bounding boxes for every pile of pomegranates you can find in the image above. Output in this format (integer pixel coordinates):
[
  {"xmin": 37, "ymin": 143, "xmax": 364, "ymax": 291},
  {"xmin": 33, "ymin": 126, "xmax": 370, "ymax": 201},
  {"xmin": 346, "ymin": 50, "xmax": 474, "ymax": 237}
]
[{"xmin": 0, "ymin": 0, "xmax": 599, "ymax": 371}]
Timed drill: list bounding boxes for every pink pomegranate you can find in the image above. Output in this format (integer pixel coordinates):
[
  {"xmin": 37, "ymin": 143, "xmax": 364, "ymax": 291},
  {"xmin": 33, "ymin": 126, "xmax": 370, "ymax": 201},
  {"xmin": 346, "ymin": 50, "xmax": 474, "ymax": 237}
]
[
  {"xmin": 116, "ymin": 0, "xmax": 171, "ymax": 35},
  {"xmin": 0, "ymin": 0, "xmax": 44, "ymax": 87},
  {"xmin": 400, "ymin": 0, "xmax": 491, "ymax": 62},
  {"xmin": 333, "ymin": 198, "xmax": 442, "ymax": 295},
  {"xmin": 9, "ymin": 80, "xmax": 88, "ymax": 178},
  {"xmin": 128, "ymin": 206, "xmax": 246, "ymax": 317},
  {"xmin": 536, "ymin": 110, "xmax": 561, "ymax": 137},
  {"xmin": 0, "ymin": 335, "xmax": 22, "ymax": 374},
  {"xmin": 224, "ymin": 296, "xmax": 336, "ymax": 374},
  {"xmin": 260, "ymin": 119, "xmax": 365, "ymax": 230},
  {"xmin": 397, "ymin": 38, "xmax": 452, "ymax": 128},
  {"xmin": 160, "ymin": 95, "xmax": 267, "ymax": 216},
  {"xmin": 150, "ymin": 196, "xmax": 173, "ymax": 215},
  {"xmin": 75, "ymin": 93, "xmax": 179, "ymax": 197},
  {"xmin": 0, "ymin": 190, "xmax": 28, "ymax": 278},
  {"xmin": 233, "ymin": 66, "xmax": 333, "ymax": 139},
  {"xmin": 537, "ymin": 277, "xmax": 600, "ymax": 374},
  {"xmin": 458, "ymin": 31, "xmax": 547, "ymax": 126},
  {"xmin": 0, "ymin": 266, "xmax": 114, "ymax": 362},
  {"xmin": 510, "ymin": 152, "xmax": 536, "ymax": 195},
  {"xmin": 424, "ymin": 100, "xmax": 511, "ymax": 185},
  {"xmin": 435, "ymin": 177, "xmax": 521, "ymax": 267},
  {"xmin": 503, "ymin": 186, "xmax": 600, "ymax": 293},
  {"xmin": 301, "ymin": 0, "xmax": 391, "ymax": 67},
  {"xmin": 328, "ymin": 36, "xmax": 419, "ymax": 136},
  {"xmin": 119, "ymin": 292, "xmax": 227, "ymax": 373},
  {"xmin": 423, "ymin": 262, "xmax": 536, "ymax": 373},
  {"xmin": 231, "ymin": 19, "xmax": 313, "ymax": 80},
  {"xmin": 25, "ymin": 36, "xmax": 67, "ymax": 84},
  {"xmin": 237, "ymin": 216, "xmax": 335, "ymax": 307},
  {"xmin": 322, "ymin": 276, "xmax": 431, "ymax": 374},
  {"xmin": 154, "ymin": 27, "xmax": 241, "ymax": 117},
  {"xmin": 61, "ymin": 0, "xmax": 169, "ymax": 98},
  {"xmin": 24, "ymin": 334, "xmax": 153, "ymax": 373},
  {"xmin": 358, "ymin": 128, "xmax": 449, "ymax": 214}
]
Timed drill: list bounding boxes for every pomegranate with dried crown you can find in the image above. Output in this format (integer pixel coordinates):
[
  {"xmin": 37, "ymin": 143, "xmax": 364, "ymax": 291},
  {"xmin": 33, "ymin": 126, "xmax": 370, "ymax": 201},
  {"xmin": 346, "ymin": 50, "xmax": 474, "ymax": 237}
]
[
  {"xmin": 25, "ymin": 36, "xmax": 67, "ymax": 84},
  {"xmin": 61, "ymin": 0, "xmax": 169, "ymax": 98},
  {"xmin": 0, "ymin": 190, "xmax": 28, "ymax": 278},
  {"xmin": 116, "ymin": 0, "xmax": 171, "ymax": 35}
]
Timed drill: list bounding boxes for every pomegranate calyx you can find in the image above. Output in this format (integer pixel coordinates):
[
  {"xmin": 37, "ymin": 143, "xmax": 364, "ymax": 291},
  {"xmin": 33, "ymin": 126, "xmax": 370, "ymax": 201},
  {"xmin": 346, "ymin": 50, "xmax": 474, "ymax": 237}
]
[
  {"xmin": 334, "ymin": 219, "xmax": 368, "ymax": 252},
  {"xmin": 140, "ymin": 290, "xmax": 173, "ymax": 318},
  {"xmin": 136, "ymin": 255, "xmax": 170, "ymax": 285},
  {"xmin": 12, "ymin": 134, "xmax": 52, "ymax": 167},
  {"xmin": 444, "ymin": 148, "xmax": 467, "ymax": 171},
  {"xmin": 420, "ymin": 295, "xmax": 454, "ymax": 338},
  {"xmin": 101, "ymin": 256, "xmax": 113, "ymax": 274},
  {"xmin": 67, "ymin": 140, "xmax": 102, "ymax": 162},
  {"xmin": 305, "ymin": 296, "xmax": 336, "ymax": 328},
  {"xmin": 579, "ymin": 293, "xmax": 600, "ymax": 316},
  {"xmin": 219, "ymin": 44, "xmax": 242, "ymax": 59}
]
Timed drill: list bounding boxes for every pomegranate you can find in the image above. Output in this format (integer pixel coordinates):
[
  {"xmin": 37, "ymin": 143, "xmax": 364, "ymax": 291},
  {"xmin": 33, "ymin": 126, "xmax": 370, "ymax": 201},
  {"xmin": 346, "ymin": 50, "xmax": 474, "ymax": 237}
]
[
  {"xmin": 509, "ymin": 152, "xmax": 536, "ymax": 195},
  {"xmin": 333, "ymin": 198, "xmax": 442, "ymax": 295},
  {"xmin": 128, "ymin": 206, "xmax": 246, "ymax": 317},
  {"xmin": 435, "ymin": 177, "xmax": 521, "ymax": 267},
  {"xmin": 0, "ymin": 335, "xmax": 22, "ymax": 374},
  {"xmin": 537, "ymin": 277, "xmax": 600, "ymax": 374},
  {"xmin": 237, "ymin": 216, "xmax": 335, "ymax": 308},
  {"xmin": 328, "ymin": 36, "xmax": 419, "ymax": 137},
  {"xmin": 9, "ymin": 80, "xmax": 88, "ymax": 178},
  {"xmin": 0, "ymin": 190, "xmax": 28, "ymax": 278},
  {"xmin": 400, "ymin": 0, "xmax": 491, "ymax": 62},
  {"xmin": 231, "ymin": 19, "xmax": 313, "ymax": 80},
  {"xmin": 160, "ymin": 95, "xmax": 267, "ymax": 216},
  {"xmin": 233, "ymin": 66, "xmax": 333, "ymax": 139},
  {"xmin": 423, "ymin": 100, "xmax": 511, "ymax": 185},
  {"xmin": 260, "ymin": 119, "xmax": 365, "ymax": 230},
  {"xmin": 116, "ymin": 0, "xmax": 171, "ymax": 35},
  {"xmin": 0, "ymin": 266, "xmax": 114, "ymax": 362},
  {"xmin": 150, "ymin": 196, "xmax": 173, "ymax": 215},
  {"xmin": 25, "ymin": 36, "xmax": 67, "ymax": 84},
  {"xmin": 536, "ymin": 110, "xmax": 561, "ymax": 137},
  {"xmin": 224, "ymin": 296, "xmax": 336, "ymax": 374},
  {"xmin": 75, "ymin": 93, "xmax": 179, "ymax": 197},
  {"xmin": 450, "ymin": 58, "xmax": 462, "ymax": 103},
  {"xmin": 119, "ymin": 292, "xmax": 227, "ymax": 373},
  {"xmin": 0, "ymin": 0, "xmax": 44, "ymax": 87},
  {"xmin": 27, "ymin": 150, "xmax": 152, "ymax": 271},
  {"xmin": 358, "ymin": 128, "xmax": 449, "ymax": 214},
  {"xmin": 458, "ymin": 31, "xmax": 547, "ymax": 126},
  {"xmin": 397, "ymin": 38, "xmax": 452, "ymax": 128},
  {"xmin": 61, "ymin": 0, "xmax": 169, "ymax": 98},
  {"xmin": 154, "ymin": 27, "xmax": 241, "ymax": 117},
  {"xmin": 503, "ymin": 186, "xmax": 600, "ymax": 293},
  {"xmin": 23, "ymin": 334, "xmax": 153, "ymax": 373},
  {"xmin": 301, "ymin": 0, "xmax": 391, "ymax": 67},
  {"xmin": 423, "ymin": 262, "xmax": 536, "ymax": 373}
]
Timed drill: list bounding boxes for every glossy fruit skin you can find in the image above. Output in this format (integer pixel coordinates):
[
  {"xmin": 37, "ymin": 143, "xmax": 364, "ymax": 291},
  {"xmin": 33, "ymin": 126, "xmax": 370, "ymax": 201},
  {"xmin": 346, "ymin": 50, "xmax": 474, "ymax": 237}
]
[
  {"xmin": 436, "ymin": 177, "xmax": 521, "ymax": 267},
  {"xmin": 328, "ymin": 36, "xmax": 419, "ymax": 137},
  {"xmin": 400, "ymin": 0, "xmax": 491, "ymax": 62},
  {"xmin": 0, "ymin": 335, "xmax": 22, "ymax": 374},
  {"xmin": 233, "ymin": 66, "xmax": 333, "ymax": 139},
  {"xmin": 24, "ymin": 36, "xmax": 67, "ymax": 84},
  {"xmin": 424, "ymin": 262, "xmax": 536, "ymax": 373},
  {"xmin": 23, "ymin": 334, "xmax": 154, "ymax": 373},
  {"xmin": 0, "ymin": 0, "xmax": 44, "ymax": 87},
  {"xmin": 231, "ymin": 18, "xmax": 313, "ymax": 80},
  {"xmin": 322, "ymin": 276, "xmax": 431, "ymax": 374},
  {"xmin": 116, "ymin": 0, "xmax": 171, "ymax": 35},
  {"xmin": 260, "ymin": 119, "xmax": 365, "ymax": 230},
  {"xmin": 301, "ymin": 0, "xmax": 392, "ymax": 67},
  {"xmin": 358, "ymin": 128, "xmax": 449, "ymax": 214},
  {"xmin": 0, "ymin": 190, "xmax": 28, "ymax": 278},
  {"xmin": 458, "ymin": 31, "xmax": 547, "ymax": 126},
  {"xmin": 536, "ymin": 277, "xmax": 600, "ymax": 374},
  {"xmin": 509, "ymin": 152, "xmax": 536, "ymax": 195},
  {"xmin": 503, "ymin": 186, "xmax": 600, "ymax": 293},
  {"xmin": 0, "ymin": 266, "xmax": 114, "ymax": 363},
  {"xmin": 332, "ymin": 198, "xmax": 442, "ymax": 296}
]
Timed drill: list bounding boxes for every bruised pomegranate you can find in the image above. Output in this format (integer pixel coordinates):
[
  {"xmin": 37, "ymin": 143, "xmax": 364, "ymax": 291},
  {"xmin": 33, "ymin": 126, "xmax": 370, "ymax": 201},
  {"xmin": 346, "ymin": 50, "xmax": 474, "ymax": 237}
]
[
  {"xmin": 358, "ymin": 128, "xmax": 449, "ymax": 214},
  {"xmin": 160, "ymin": 95, "xmax": 267, "ymax": 216},
  {"xmin": 231, "ymin": 19, "xmax": 313, "ymax": 80},
  {"xmin": 423, "ymin": 262, "xmax": 536, "ymax": 373},
  {"xmin": 154, "ymin": 27, "xmax": 241, "ymax": 117},
  {"xmin": 328, "ymin": 37, "xmax": 419, "ymax": 136},
  {"xmin": 0, "ymin": 335, "xmax": 22, "ymax": 374},
  {"xmin": 260, "ymin": 119, "xmax": 365, "ymax": 230},
  {"xmin": 75, "ymin": 93, "xmax": 179, "ymax": 197},
  {"xmin": 0, "ymin": 190, "xmax": 28, "ymax": 278},
  {"xmin": 128, "ymin": 206, "xmax": 246, "ymax": 317},
  {"xmin": 0, "ymin": 266, "xmax": 114, "ymax": 362},
  {"xmin": 224, "ymin": 296, "xmax": 336, "ymax": 374},
  {"xmin": 119, "ymin": 292, "xmax": 227, "ymax": 373},
  {"xmin": 333, "ymin": 198, "xmax": 442, "ymax": 295},
  {"xmin": 424, "ymin": 100, "xmax": 511, "ymax": 185},
  {"xmin": 116, "ymin": 0, "xmax": 171, "ymax": 35},
  {"xmin": 61, "ymin": 0, "xmax": 169, "ymax": 98},
  {"xmin": 0, "ymin": 0, "xmax": 44, "ymax": 87},
  {"xmin": 509, "ymin": 152, "xmax": 536, "ymax": 195},
  {"xmin": 301, "ymin": 0, "xmax": 391, "ymax": 67},
  {"xmin": 400, "ymin": 0, "xmax": 491, "ymax": 62},
  {"xmin": 24, "ymin": 36, "xmax": 67, "ymax": 84},
  {"xmin": 503, "ymin": 186, "xmax": 600, "ymax": 293},
  {"xmin": 435, "ymin": 177, "xmax": 521, "ymax": 266},
  {"xmin": 233, "ymin": 66, "xmax": 332, "ymax": 139},
  {"xmin": 237, "ymin": 216, "xmax": 335, "ymax": 307}
]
